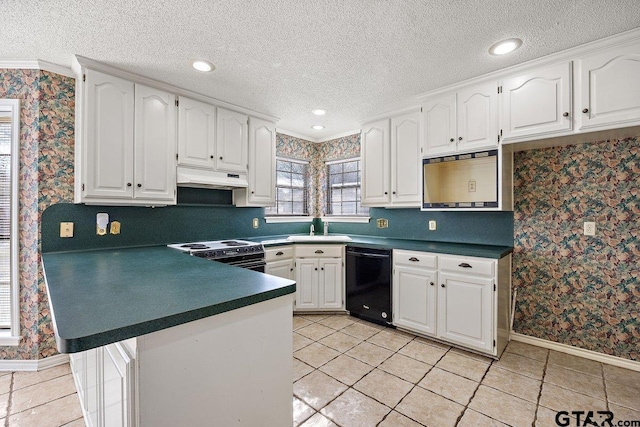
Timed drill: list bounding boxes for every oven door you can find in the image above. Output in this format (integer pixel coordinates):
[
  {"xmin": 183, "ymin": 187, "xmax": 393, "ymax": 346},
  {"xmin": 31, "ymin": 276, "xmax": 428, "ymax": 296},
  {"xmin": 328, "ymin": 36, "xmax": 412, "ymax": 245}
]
[{"xmin": 229, "ymin": 259, "xmax": 266, "ymax": 272}]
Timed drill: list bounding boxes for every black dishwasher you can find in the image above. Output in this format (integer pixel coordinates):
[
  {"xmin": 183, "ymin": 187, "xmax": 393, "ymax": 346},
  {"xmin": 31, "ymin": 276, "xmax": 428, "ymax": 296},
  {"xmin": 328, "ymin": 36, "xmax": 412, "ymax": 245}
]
[{"xmin": 346, "ymin": 246, "xmax": 392, "ymax": 326}]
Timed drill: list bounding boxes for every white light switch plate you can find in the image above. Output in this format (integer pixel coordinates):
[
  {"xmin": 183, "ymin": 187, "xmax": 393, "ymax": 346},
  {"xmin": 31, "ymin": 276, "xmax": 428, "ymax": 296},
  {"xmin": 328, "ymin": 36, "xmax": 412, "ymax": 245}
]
[
  {"xmin": 584, "ymin": 222, "xmax": 596, "ymax": 236},
  {"xmin": 429, "ymin": 220, "xmax": 437, "ymax": 231}
]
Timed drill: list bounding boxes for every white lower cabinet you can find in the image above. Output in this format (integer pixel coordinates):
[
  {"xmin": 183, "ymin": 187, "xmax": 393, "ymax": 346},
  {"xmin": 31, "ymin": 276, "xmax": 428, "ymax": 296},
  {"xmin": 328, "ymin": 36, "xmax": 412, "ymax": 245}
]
[
  {"xmin": 265, "ymin": 246, "xmax": 295, "ymax": 280},
  {"xmin": 70, "ymin": 343, "xmax": 135, "ymax": 427},
  {"xmin": 294, "ymin": 245, "xmax": 344, "ymax": 311},
  {"xmin": 392, "ymin": 249, "xmax": 510, "ymax": 357}
]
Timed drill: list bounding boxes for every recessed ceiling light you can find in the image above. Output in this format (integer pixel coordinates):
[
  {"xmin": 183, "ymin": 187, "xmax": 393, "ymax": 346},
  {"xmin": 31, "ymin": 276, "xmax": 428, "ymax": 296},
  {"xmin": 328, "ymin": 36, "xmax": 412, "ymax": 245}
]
[
  {"xmin": 311, "ymin": 125, "xmax": 325, "ymax": 130},
  {"xmin": 488, "ymin": 38, "xmax": 523, "ymax": 55},
  {"xmin": 192, "ymin": 60, "xmax": 215, "ymax": 72},
  {"xmin": 312, "ymin": 109, "xmax": 327, "ymax": 116}
]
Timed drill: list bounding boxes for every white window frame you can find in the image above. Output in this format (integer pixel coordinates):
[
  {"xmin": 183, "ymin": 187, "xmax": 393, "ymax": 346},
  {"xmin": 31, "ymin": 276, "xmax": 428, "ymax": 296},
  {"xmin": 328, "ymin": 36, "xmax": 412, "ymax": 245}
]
[
  {"xmin": 264, "ymin": 157, "xmax": 310, "ymax": 221},
  {"xmin": 324, "ymin": 157, "xmax": 370, "ymax": 222},
  {"xmin": 0, "ymin": 99, "xmax": 21, "ymax": 345}
]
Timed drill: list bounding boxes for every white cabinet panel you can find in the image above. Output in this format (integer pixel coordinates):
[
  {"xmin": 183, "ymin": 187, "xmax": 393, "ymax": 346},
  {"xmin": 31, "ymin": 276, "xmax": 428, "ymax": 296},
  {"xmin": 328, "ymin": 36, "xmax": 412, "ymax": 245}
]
[
  {"xmin": 134, "ymin": 84, "xmax": 176, "ymax": 202},
  {"xmin": 216, "ymin": 107, "xmax": 247, "ymax": 173},
  {"xmin": 456, "ymin": 82, "xmax": 498, "ymax": 152},
  {"xmin": 438, "ymin": 272, "xmax": 493, "ymax": 353},
  {"xmin": 579, "ymin": 45, "xmax": 640, "ymax": 130},
  {"xmin": 295, "ymin": 259, "xmax": 318, "ymax": 310},
  {"xmin": 393, "ymin": 265, "xmax": 437, "ymax": 336},
  {"xmin": 423, "ymin": 94, "xmax": 456, "ymax": 156},
  {"xmin": 265, "ymin": 259, "xmax": 295, "ymax": 280},
  {"xmin": 361, "ymin": 119, "xmax": 390, "ymax": 205},
  {"xmin": 178, "ymin": 97, "xmax": 216, "ymax": 170},
  {"xmin": 83, "ymin": 70, "xmax": 134, "ymax": 200},
  {"xmin": 502, "ymin": 62, "xmax": 572, "ymax": 141},
  {"xmin": 390, "ymin": 111, "xmax": 422, "ymax": 205},
  {"xmin": 319, "ymin": 259, "xmax": 342, "ymax": 309}
]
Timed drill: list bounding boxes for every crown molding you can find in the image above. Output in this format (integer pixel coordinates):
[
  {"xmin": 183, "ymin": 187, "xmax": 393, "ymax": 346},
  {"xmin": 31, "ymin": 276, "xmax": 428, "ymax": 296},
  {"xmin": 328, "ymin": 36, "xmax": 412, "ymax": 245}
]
[
  {"xmin": 318, "ymin": 129, "xmax": 362, "ymax": 142},
  {"xmin": 0, "ymin": 60, "xmax": 74, "ymax": 78},
  {"xmin": 276, "ymin": 128, "xmax": 319, "ymax": 143}
]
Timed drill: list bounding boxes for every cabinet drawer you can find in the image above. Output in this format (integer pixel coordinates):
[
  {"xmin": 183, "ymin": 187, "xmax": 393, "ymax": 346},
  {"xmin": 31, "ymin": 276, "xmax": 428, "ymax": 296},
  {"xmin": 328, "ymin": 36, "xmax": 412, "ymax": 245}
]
[
  {"xmin": 439, "ymin": 255, "xmax": 495, "ymax": 277},
  {"xmin": 295, "ymin": 245, "xmax": 343, "ymax": 258},
  {"xmin": 393, "ymin": 250, "xmax": 437, "ymax": 269},
  {"xmin": 265, "ymin": 246, "xmax": 294, "ymax": 262}
]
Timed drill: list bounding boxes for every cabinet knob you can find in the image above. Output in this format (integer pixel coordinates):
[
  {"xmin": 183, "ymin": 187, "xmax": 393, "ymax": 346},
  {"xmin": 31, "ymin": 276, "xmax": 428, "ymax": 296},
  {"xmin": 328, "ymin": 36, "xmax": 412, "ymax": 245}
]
[
  {"xmin": 321, "ymin": 267, "xmax": 324, "ymax": 271},
  {"xmin": 430, "ymin": 282, "xmax": 434, "ymax": 286},
  {"xmin": 441, "ymin": 284, "xmax": 445, "ymax": 288},
  {"xmin": 458, "ymin": 136, "xmax": 463, "ymax": 141},
  {"xmin": 449, "ymin": 138, "xmax": 454, "ymax": 142},
  {"xmin": 210, "ymin": 155, "xmax": 214, "ymax": 159},
  {"xmin": 251, "ymin": 191, "xmax": 254, "ymax": 194},
  {"xmin": 314, "ymin": 267, "xmax": 318, "ymax": 271},
  {"xmin": 290, "ymin": 268, "xmax": 294, "ymax": 271},
  {"xmin": 219, "ymin": 156, "xmax": 223, "ymax": 160},
  {"xmin": 137, "ymin": 183, "xmax": 142, "ymax": 188},
  {"xmin": 392, "ymin": 191, "xmax": 396, "ymax": 195},
  {"xmin": 563, "ymin": 112, "xmax": 569, "ymax": 117},
  {"xmin": 127, "ymin": 183, "xmax": 132, "ymax": 187},
  {"xmin": 384, "ymin": 192, "xmax": 388, "ymax": 195},
  {"xmin": 582, "ymin": 108, "xmax": 589, "ymax": 114}
]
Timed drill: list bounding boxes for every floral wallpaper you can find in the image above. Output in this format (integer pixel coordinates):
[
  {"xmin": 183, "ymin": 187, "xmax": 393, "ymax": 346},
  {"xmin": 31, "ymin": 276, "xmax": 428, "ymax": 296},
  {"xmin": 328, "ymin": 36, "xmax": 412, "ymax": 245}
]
[
  {"xmin": 0, "ymin": 69, "xmax": 74, "ymax": 360},
  {"xmin": 512, "ymin": 136, "xmax": 639, "ymax": 361},
  {"xmin": 276, "ymin": 132, "xmax": 360, "ymax": 217}
]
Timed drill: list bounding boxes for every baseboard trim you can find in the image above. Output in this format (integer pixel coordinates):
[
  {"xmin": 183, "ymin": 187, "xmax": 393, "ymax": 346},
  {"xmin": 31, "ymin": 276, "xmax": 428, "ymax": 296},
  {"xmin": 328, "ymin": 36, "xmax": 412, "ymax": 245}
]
[
  {"xmin": 510, "ymin": 332, "xmax": 640, "ymax": 372},
  {"xmin": 0, "ymin": 353, "xmax": 70, "ymax": 372}
]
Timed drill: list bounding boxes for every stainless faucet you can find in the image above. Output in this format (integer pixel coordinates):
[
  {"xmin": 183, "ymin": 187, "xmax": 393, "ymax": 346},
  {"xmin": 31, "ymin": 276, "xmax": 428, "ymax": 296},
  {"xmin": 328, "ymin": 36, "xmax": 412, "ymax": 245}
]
[
  {"xmin": 324, "ymin": 221, "xmax": 329, "ymax": 236},
  {"xmin": 310, "ymin": 224, "xmax": 315, "ymax": 236}
]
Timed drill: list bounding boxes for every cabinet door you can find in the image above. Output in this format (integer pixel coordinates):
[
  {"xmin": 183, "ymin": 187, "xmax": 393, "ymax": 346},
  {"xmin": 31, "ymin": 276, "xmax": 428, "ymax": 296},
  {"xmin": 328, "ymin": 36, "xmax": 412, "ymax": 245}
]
[
  {"xmin": 456, "ymin": 82, "xmax": 498, "ymax": 152},
  {"xmin": 319, "ymin": 258, "xmax": 343, "ymax": 309},
  {"xmin": 501, "ymin": 62, "xmax": 572, "ymax": 141},
  {"xmin": 579, "ymin": 45, "xmax": 640, "ymax": 130},
  {"xmin": 361, "ymin": 119, "xmax": 390, "ymax": 205},
  {"xmin": 177, "ymin": 97, "xmax": 216, "ymax": 170},
  {"xmin": 247, "ymin": 117, "xmax": 276, "ymax": 205},
  {"xmin": 437, "ymin": 272, "xmax": 494, "ymax": 353},
  {"xmin": 393, "ymin": 266, "xmax": 437, "ymax": 336},
  {"xmin": 295, "ymin": 259, "xmax": 318, "ymax": 309},
  {"xmin": 390, "ymin": 111, "xmax": 422, "ymax": 206},
  {"xmin": 83, "ymin": 70, "xmax": 134, "ymax": 199},
  {"xmin": 86, "ymin": 348, "xmax": 99, "ymax": 427},
  {"xmin": 134, "ymin": 84, "xmax": 177, "ymax": 203},
  {"xmin": 265, "ymin": 259, "xmax": 295, "ymax": 280},
  {"xmin": 216, "ymin": 107, "xmax": 248, "ymax": 173},
  {"xmin": 423, "ymin": 94, "xmax": 456, "ymax": 156},
  {"xmin": 103, "ymin": 344, "xmax": 135, "ymax": 427}
]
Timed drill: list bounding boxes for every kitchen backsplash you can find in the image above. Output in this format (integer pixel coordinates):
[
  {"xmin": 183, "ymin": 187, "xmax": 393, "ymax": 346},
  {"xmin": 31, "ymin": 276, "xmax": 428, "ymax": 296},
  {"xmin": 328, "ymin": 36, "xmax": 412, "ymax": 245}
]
[{"xmin": 512, "ymin": 136, "xmax": 640, "ymax": 361}]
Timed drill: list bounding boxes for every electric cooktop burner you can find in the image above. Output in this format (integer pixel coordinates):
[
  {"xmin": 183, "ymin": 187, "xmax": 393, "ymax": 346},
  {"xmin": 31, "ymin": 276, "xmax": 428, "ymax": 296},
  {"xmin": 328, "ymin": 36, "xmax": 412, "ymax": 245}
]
[
  {"xmin": 180, "ymin": 243, "xmax": 210, "ymax": 250},
  {"xmin": 220, "ymin": 241, "xmax": 248, "ymax": 246}
]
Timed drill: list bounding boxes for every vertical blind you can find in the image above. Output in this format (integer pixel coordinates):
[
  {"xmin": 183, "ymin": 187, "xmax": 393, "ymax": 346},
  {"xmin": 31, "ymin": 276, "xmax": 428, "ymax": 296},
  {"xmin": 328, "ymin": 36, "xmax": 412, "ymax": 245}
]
[{"xmin": 0, "ymin": 118, "xmax": 11, "ymax": 328}]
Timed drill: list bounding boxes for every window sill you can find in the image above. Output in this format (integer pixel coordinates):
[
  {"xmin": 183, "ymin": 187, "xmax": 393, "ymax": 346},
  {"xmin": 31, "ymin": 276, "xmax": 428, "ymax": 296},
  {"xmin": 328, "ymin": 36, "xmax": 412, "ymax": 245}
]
[
  {"xmin": 264, "ymin": 216, "xmax": 314, "ymax": 224},
  {"xmin": 321, "ymin": 216, "xmax": 371, "ymax": 224},
  {"xmin": 0, "ymin": 330, "xmax": 20, "ymax": 346}
]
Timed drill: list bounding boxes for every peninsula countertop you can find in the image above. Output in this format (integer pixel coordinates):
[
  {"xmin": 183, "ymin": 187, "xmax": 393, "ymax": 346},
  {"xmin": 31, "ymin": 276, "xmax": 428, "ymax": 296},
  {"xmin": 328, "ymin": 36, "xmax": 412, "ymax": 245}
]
[{"xmin": 42, "ymin": 246, "xmax": 296, "ymax": 353}]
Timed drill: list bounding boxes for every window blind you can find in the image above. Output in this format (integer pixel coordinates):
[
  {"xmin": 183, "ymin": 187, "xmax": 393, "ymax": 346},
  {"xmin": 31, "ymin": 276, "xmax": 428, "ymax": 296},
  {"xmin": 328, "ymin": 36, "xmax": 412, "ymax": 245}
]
[
  {"xmin": 265, "ymin": 158, "xmax": 309, "ymax": 216},
  {"xmin": 0, "ymin": 119, "xmax": 12, "ymax": 328},
  {"xmin": 326, "ymin": 158, "xmax": 369, "ymax": 216}
]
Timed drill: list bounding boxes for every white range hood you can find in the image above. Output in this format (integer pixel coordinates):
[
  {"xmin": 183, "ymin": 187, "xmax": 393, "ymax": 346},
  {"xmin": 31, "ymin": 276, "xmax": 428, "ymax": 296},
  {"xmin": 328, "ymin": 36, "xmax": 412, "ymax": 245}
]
[{"xmin": 176, "ymin": 167, "xmax": 249, "ymax": 190}]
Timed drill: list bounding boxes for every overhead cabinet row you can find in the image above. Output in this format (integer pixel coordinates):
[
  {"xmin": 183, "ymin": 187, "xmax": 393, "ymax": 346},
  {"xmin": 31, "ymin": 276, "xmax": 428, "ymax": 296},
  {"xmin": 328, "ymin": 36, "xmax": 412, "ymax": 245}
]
[{"xmin": 74, "ymin": 64, "xmax": 276, "ymax": 207}]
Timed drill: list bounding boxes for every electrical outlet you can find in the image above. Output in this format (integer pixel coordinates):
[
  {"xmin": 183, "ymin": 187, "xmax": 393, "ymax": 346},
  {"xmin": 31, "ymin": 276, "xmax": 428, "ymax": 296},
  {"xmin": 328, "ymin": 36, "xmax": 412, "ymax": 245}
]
[
  {"xmin": 429, "ymin": 220, "xmax": 437, "ymax": 231},
  {"xmin": 252, "ymin": 218, "xmax": 259, "ymax": 229},
  {"xmin": 584, "ymin": 221, "xmax": 596, "ymax": 236},
  {"xmin": 110, "ymin": 221, "xmax": 121, "ymax": 235},
  {"xmin": 60, "ymin": 222, "xmax": 74, "ymax": 238},
  {"xmin": 468, "ymin": 180, "xmax": 476, "ymax": 192},
  {"xmin": 376, "ymin": 218, "xmax": 389, "ymax": 228},
  {"xmin": 96, "ymin": 213, "xmax": 109, "ymax": 236}
]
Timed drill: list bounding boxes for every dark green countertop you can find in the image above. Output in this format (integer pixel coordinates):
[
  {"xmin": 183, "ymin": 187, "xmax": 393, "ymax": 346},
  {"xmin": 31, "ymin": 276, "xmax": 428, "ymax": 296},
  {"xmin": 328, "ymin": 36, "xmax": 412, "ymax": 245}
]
[
  {"xmin": 42, "ymin": 246, "xmax": 296, "ymax": 354},
  {"xmin": 253, "ymin": 234, "xmax": 513, "ymax": 259}
]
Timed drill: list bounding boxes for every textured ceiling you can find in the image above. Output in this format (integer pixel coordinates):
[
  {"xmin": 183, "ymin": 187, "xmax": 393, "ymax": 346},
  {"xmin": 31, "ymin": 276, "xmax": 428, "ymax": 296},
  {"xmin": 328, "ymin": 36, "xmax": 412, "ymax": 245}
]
[{"xmin": 2, "ymin": 0, "xmax": 640, "ymax": 140}]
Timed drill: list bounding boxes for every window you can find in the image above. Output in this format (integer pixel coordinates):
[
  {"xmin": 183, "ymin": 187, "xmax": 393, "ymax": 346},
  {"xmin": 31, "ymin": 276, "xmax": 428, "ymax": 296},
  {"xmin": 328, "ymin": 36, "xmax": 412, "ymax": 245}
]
[
  {"xmin": 265, "ymin": 158, "xmax": 309, "ymax": 216},
  {"xmin": 0, "ymin": 99, "xmax": 19, "ymax": 340},
  {"xmin": 326, "ymin": 158, "xmax": 369, "ymax": 216}
]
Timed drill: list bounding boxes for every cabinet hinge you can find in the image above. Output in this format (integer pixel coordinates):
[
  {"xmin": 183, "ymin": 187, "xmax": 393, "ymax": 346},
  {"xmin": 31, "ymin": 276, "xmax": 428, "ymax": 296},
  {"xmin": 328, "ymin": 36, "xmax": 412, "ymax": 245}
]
[
  {"xmin": 81, "ymin": 183, "xmax": 85, "ymax": 191},
  {"xmin": 498, "ymin": 134, "xmax": 500, "ymax": 143},
  {"xmin": 176, "ymin": 153, "xmax": 179, "ymax": 160},
  {"xmin": 497, "ymin": 86, "xmax": 502, "ymax": 94},
  {"xmin": 494, "ymin": 283, "xmax": 496, "ymax": 291},
  {"xmin": 175, "ymin": 99, "xmax": 179, "ymax": 107},
  {"xmin": 420, "ymin": 106, "xmax": 423, "ymax": 113},
  {"xmin": 82, "ymin": 74, "xmax": 86, "ymax": 82},
  {"xmin": 493, "ymin": 339, "xmax": 496, "ymax": 347}
]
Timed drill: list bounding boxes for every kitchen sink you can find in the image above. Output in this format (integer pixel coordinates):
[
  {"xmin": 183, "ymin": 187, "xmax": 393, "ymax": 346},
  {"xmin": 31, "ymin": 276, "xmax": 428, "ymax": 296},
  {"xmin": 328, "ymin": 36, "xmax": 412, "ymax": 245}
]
[{"xmin": 286, "ymin": 235, "xmax": 352, "ymax": 242}]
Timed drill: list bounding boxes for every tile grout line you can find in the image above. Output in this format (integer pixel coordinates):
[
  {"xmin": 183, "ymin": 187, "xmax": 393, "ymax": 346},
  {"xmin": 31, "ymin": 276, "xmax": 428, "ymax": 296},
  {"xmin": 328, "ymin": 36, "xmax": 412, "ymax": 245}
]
[
  {"xmin": 601, "ymin": 362, "xmax": 610, "ymax": 412},
  {"xmin": 4, "ymin": 374, "xmax": 12, "ymax": 427},
  {"xmin": 453, "ymin": 357, "xmax": 495, "ymax": 427},
  {"xmin": 531, "ymin": 347, "xmax": 551, "ymax": 427}
]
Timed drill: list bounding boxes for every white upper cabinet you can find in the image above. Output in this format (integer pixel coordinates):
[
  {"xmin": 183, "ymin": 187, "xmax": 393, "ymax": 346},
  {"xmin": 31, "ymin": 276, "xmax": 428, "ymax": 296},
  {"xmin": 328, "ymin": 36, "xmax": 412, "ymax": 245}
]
[
  {"xmin": 390, "ymin": 111, "xmax": 422, "ymax": 206},
  {"xmin": 82, "ymin": 70, "xmax": 135, "ymax": 200},
  {"xmin": 456, "ymin": 82, "xmax": 498, "ymax": 152},
  {"xmin": 501, "ymin": 62, "xmax": 573, "ymax": 142},
  {"xmin": 423, "ymin": 82, "xmax": 498, "ymax": 157},
  {"xmin": 177, "ymin": 97, "xmax": 216, "ymax": 170},
  {"xmin": 423, "ymin": 94, "xmax": 456, "ymax": 156},
  {"xmin": 216, "ymin": 107, "xmax": 248, "ymax": 173},
  {"xmin": 78, "ymin": 69, "xmax": 176, "ymax": 205},
  {"xmin": 578, "ymin": 43, "xmax": 640, "ymax": 131},
  {"xmin": 134, "ymin": 84, "xmax": 177, "ymax": 203},
  {"xmin": 234, "ymin": 117, "xmax": 276, "ymax": 206},
  {"xmin": 361, "ymin": 119, "xmax": 391, "ymax": 206}
]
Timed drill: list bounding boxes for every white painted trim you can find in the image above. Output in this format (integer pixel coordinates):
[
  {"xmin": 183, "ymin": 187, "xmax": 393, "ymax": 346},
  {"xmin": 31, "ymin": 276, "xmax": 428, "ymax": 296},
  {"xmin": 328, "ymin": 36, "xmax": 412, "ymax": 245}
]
[
  {"xmin": 0, "ymin": 334, "xmax": 20, "ymax": 346},
  {"xmin": 264, "ymin": 216, "xmax": 314, "ymax": 223},
  {"xmin": 0, "ymin": 60, "xmax": 74, "ymax": 78},
  {"xmin": 74, "ymin": 55, "xmax": 279, "ymax": 123},
  {"xmin": 510, "ymin": 332, "xmax": 640, "ymax": 372},
  {"xmin": 360, "ymin": 105, "xmax": 421, "ymax": 126},
  {"xmin": 318, "ymin": 129, "xmax": 362, "ymax": 143},
  {"xmin": 0, "ymin": 353, "xmax": 69, "ymax": 372},
  {"xmin": 321, "ymin": 216, "xmax": 370, "ymax": 224},
  {"xmin": 276, "ymin": 128, "xmax": 319, "ymax": 143},
  {"xmin": 416, "ymin": 27, "xmax": 640, "ymax": 100}
]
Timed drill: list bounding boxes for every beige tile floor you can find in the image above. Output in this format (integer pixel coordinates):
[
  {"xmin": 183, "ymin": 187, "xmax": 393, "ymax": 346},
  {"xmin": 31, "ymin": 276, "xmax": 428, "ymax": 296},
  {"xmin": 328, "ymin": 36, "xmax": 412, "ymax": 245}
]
[
  {"xmin": 293, "ymin": 314, "xmax": 640, "ymax": 427},
  {"xmin": 2, "ymin": 313, "xmax": 639, "ymax": 427}
]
